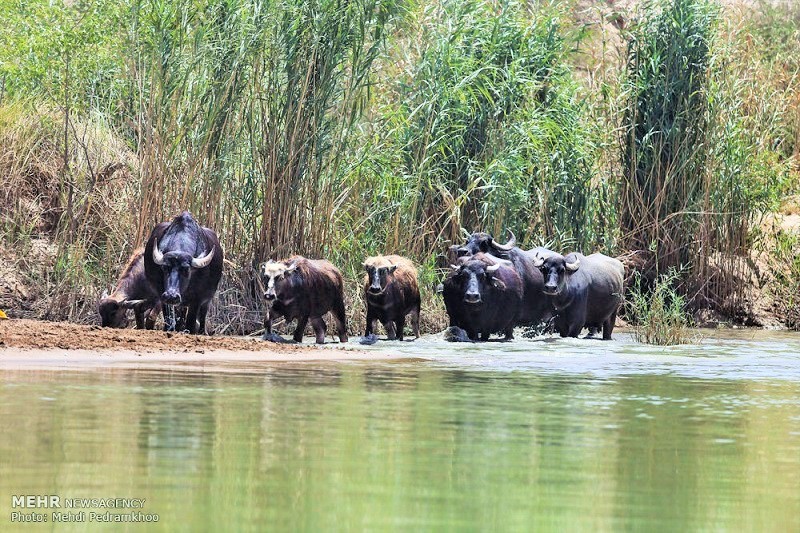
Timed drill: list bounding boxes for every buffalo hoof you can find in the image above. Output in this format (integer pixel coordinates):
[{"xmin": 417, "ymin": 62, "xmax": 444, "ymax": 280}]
[
  {"xmin": 262, "ymin": 332, "xmax": 292, "ymax": 344},
  {"xmin": 359, "ymin": 334, "xmax": 378, "ymax": 345},
  {"xmin": 444, "ymin": 326, "xmax": 471, "ymax": 342}
]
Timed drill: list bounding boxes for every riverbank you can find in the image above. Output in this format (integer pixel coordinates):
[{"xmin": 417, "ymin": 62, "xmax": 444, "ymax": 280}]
[{"xmin": 0, "ymin": 320, "xmax": 416, "ymax": 370}]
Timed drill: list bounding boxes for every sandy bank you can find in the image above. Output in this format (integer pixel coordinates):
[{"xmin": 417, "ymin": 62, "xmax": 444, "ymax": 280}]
[{"xmin": 0, "ymin": 319, "xmax": 412, "ymax": 371}]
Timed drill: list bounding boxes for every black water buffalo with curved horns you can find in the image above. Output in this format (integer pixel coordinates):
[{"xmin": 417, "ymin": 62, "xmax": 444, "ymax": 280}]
[
  {"xmin": 450, "ymin": 231, "xmax": 555, "ymax": 328},
  {"xmin": 442, "ymin": 253, "xmax": 523, "ymax": 341},
  {"xmin": 143, "ymin": 211, "xmax": 224, "ymax": 334},
  {"xmin": 533, "ymin": 251, "xmax": 624, "ymax": 340}
]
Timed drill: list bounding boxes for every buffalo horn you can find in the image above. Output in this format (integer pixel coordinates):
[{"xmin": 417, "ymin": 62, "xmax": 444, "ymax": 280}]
[
  {"xmin": 486, "ymin": 264, "xmax": 501, "ymax": 273},
  {"xmin": 152, "ymin": 240, "xmax": 166, "ymax": 266},
  {"xmin": 490, "ymin": 230, "xmax": 516, "ymax": 251},
  {"xmin": 532, "ymin": 254, "xmax": 545, "ymax": 268},
  {"xmin": 191, "ymin": 248, "xmax": 215, "ymax": 269},
  {"xmin": 449, "ymin": 264, "xmax": 461, "ymax": 273},
  {"xmin": 122, "ymin": 299, "xmax": 146, "ymax": 309},
  {"xmin": 565, "ymin": 257, "xmax": 580, "ymax": 271}
]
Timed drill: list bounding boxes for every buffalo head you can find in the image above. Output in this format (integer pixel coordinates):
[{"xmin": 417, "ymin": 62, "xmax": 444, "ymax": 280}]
[
  {"xmin": 98, "ymin": 290, "xmax": 146, "ymax": 328},
  {"xmin": 152, "ymin": 240, "xmax": 215, "ymax": 305},
  {"xmin": 448, "ymin": 260, "xmax": 505, "ymax": 304},
  {"xmin": 363, "ymin": 257, "xmax": 397, "ymax": 295},
  {"xmin": 260, "ymin": 260, "xmax": 299, "ymax": 303},
  {"xmin": 533, "ymin": 252, "xmax": 580, "ymax": 296},
  {"xmin": 457, "ymin": 230, "xmax": 516, "ymax": 258}
]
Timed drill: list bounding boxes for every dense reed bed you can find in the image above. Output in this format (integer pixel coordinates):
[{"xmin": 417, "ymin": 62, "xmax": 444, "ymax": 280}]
[{"xmin": 0, "ymin": 0, "xmax": 798, "ymax": 337}]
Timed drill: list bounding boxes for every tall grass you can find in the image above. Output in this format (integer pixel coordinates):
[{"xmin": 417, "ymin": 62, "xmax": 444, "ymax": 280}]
[
  {"xmin": 0, "ymin": 0, "xmax": 798, "ymax": 332},
  {"xmin": 618, "ymin": 0, "xmax": 789, "ymax": 319},
  {"xmin": 627, "ymin": 269, "xmax": 691, "ymax": 345},
  {"xmin": 353, "ymin": 0, "xmax": 611, "ymax": 257}
]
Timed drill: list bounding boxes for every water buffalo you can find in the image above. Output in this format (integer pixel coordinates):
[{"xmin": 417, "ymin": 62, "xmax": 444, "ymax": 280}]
[
  {"xmin": 442, "ymin": 253, "xmax": 523, "ymax": 341},
  {"xmin": 260, "ymin": 257, "xmax": 348, "ymax": 344},
  {"xmin": 361, "ymin": 255, "xmax": 421, "ymax": 343},
  {"xmin": 98, "ymin": 248, "xmax": 161, "ymax": 329},
  {"xmin": 533, "ymin": 252, "xmax": 624, "ymax": 339},
  {"xmin": 143, "ymin": 211, "xmax": 223, "ymax": 334},
  {"xmin": 452, "ymin": 231, "xmax": 554, "ymax": 328}
]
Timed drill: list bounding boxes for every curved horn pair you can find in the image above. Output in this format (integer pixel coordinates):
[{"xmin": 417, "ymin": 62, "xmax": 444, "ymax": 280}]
[
  {"xmin": 153, "ymin": 239, "xmax": 215, "ymax": 269},
  {"xmin": 489, "ymin": 230, "xmax": 516, "ymax": 251}
]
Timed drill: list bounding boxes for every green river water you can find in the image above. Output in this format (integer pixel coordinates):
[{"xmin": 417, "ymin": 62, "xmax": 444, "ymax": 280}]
[{"xmin": 1, "ymin": 330, "xmax": 799, "ymax": 531}]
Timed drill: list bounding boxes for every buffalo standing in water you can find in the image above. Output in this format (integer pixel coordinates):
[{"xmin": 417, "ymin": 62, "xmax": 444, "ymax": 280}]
[
  {"xmin": 144, "ymin": 212, "xmax": 223, "ymax": 334},
  {"xmin": 98, "ymin": 248, "xmax": 161, "ymax": 329},
  {"xmin": 449, "ymin": 231, "xmax": 555, "ymax": 329},
  {"xmin": 442, "ymin": 253, "xmax": 523, "ymax": 341},
  {"xmin": 361, "ymin": 255, "xmax": 421, "ymax": 344},
  {"xmin": 533, "ymin": 252, "xmax": 624, "ymax": 340},
  {"xmin": 260, "ymin": 257, "xmax": 348, "ymax": 344}
]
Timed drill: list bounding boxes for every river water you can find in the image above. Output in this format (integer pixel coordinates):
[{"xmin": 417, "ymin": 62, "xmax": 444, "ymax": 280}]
[{"xmin": 1, "ymin": 330, "xmax": 799, "ymax": 531}]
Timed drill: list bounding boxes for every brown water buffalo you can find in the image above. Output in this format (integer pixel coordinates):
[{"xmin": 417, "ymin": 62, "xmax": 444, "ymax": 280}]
[
  {"xmin": 143, "ymin": 211, "xmax": 223, "ymax": 334},
  {"xmin": 533, "ymin": 251, "xmax": 624, "ymax": 340},
  {"xmin": 361, "ymin": 255, "xmax": 421, "ymax": 344},
  {"xmin": 442, "ymin": 253, "xmax": 523, "ymax": 341},
  {"xmin": 98, "ymin": 248, "xmax": 161, "ymax": 329},
  {"xmin": 260, "ymin": 256, "xmax": 348, "ymax": 344},
  {"xmin": 451, "ymin": 231, "xmax": 555, "ymax": 328}
]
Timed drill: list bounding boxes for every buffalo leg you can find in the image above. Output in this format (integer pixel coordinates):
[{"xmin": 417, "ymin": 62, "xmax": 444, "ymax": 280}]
[
  {"xmin": 396, "ymin": 315, "xmax": 406, "ymax": 341},
  {"xmin": 332, "ymin": 298, "xmax": 348, "ymax": 343},
  {"xmin": 184, "ymin": 305, "xmax": 199, "ymax": 334},
  {"xmin": 480, "ymin": 332, "xmax": 490, "ymax": 342},
  {"xmin": 197, "ymin": 301, "xmax": 210, "ymax": 335},
  {"xmin": 364, "ymin": 307, "xmax": 376, "ymax": 337},
  {"xmin": 410, "ymin": 305, "xmax": 420, "ymax": 339},
  {"xmin": 556, "ymin": 314, "xmax": 569, "ymax": 338},
  {"xmin": 293, "ymin": 315, "xmax": 309, "ymax": 343},
  {"xmin": 311, "ymin": 317, "xmax": 327, "ymax": 344},
  {"xmin": 503, "ymin": 325, "xmax": 514, "ymax": 341},
  {"xmin": 384, "ymin": 321, "xmax": 396, "ymax": 340},
  {"xmin": 603, "ymin": 310, "xmax": 617, "ymax": 340},
  {"xmin": 262, "ymin": 309, "xmax": 288, "ymax": 342},
  {"xmin": 144, "ymin": 303, "xmax": 160, "ymax": 330},
  {"xmin": 134, "ymin": 307, "xmax": 145, "ymax": 330}
]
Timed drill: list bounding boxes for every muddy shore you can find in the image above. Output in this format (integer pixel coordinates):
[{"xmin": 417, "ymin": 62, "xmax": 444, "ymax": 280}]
[{"xmin": 0, "ymin": 319, "xmax": 410, "ymax": 370}]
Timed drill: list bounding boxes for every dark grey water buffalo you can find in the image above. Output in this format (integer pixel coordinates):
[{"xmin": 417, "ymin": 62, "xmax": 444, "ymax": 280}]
[
  {"xmin": 442, "ymin": 253, "xmax": 523, "ymax": 341},
  {"xmin": 451, "ymin": 231, "xmax": 554, "ymax": 328},
  {"xmin": 98, "ymin": 248, "xmax": 161, "ymax": 329},
  {"xmin": 533, "ymin": 251, "xmax": 624, "ymax": 340},
  {"xmin": 144, "ymin": 211, "xmax": 223, "ymax": 334},
  {"xmin": 260, "ymin": 257, "xmax": 348, "ymax": 344},
  {"xmin": 361, "ymin": 255, "xmax": 421, "ymax": 344}
]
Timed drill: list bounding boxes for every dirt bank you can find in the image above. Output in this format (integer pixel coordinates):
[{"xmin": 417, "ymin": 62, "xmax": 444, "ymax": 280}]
[{"xmin": 0, "ymin": 319, "xmax": 406, "ymax": 366}]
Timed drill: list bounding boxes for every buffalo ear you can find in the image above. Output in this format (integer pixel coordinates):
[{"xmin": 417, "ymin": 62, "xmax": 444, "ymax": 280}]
[
  {"xmin": 387, "ymin": 265, "xmax": 397, "ymax": 274},
  {"xmin": 491, "ymin": 278, "xmax": 507, "ymax": 290}
]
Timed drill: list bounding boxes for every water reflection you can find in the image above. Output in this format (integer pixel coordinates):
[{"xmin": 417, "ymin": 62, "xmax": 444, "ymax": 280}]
[{"xmin": 0, "ymin": 362, "xmax": 798, "ymax": 531}]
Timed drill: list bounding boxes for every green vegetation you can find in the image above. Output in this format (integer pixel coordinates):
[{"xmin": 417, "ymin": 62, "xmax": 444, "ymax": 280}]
[
  {"xmin": 627, "ymin": 270, "xmax": 691, "ymax": 345},
  {"xmin": 0, "ymin": 0, "xmax": 799, "ymax": 337}
]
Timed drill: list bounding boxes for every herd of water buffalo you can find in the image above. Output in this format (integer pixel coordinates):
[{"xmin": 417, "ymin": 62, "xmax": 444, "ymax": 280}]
[{"xmin": 98, "ymin": 211, "xmax": 625, "ymax": 343}]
